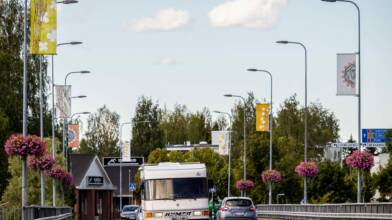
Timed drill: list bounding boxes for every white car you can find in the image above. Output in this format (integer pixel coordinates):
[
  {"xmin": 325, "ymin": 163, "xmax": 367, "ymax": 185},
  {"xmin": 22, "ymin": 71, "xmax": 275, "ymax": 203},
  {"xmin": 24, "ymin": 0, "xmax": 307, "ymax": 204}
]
[{"xmin": 121, "ymin": 205, "xmax": 142, "ymax": 220}]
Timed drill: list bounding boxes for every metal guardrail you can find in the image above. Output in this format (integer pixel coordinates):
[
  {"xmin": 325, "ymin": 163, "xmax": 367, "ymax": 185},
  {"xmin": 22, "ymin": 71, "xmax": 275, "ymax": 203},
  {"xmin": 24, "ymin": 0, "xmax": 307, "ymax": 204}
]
[
  {"xmin": 257, "ymin": 203, "xmax": 392, "ymax": 220},
  {"xmin": 23, "ymin": 206, "xmax": 72, "ymax": 220},
  {"xmin": 34, "ymin": 213, "xmax": 72, "ymax": 220}
]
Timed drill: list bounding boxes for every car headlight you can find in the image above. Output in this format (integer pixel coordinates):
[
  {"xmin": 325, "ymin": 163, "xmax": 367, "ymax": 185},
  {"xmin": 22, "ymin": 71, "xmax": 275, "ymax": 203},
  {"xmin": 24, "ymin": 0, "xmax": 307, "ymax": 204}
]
[
  {"xmin": 194, "ymin": 211, "xmax": 202, "ymax": 216},
  {"xmin": 154, "ymin": 212, "xmax": 163, "ymax": 218}
]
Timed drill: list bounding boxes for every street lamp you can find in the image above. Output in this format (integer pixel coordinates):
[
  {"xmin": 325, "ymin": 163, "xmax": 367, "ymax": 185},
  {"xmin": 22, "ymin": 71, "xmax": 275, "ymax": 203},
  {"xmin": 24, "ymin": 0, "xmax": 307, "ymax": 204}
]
[
  {"xmin": 321, "ymin": 0, "xmax": 362, "ymax": 204},
  {"xmin": 213, "ymin": 110, "xmax": 232, "ymax": 197},
  {"xmin": 57, "ymin": 0, "xmax": 79, "ymax": 4},
  {"xmin": 224, "ymin": 94, "xmax": 247, "ymax": 195},
  {"xmin": 276, "ymin": 193, "xmax": 285, "ymax": 204},
  {"xmin": 247, "ymin": 68, "xmax": 273, "ymax": 204},
  {"xmin": 276, "ymin": 40, "xmax": 308, "ymax": 204},
  {"xmin": 51, "ymin": 41, "xmax": 82, "ymax": 207},
  {"xmin": 119, "ymin": 120, "xmax": 150, "ymax": 211},
  {"xmin": 65, "ymin": 70, "xmax": 91, "ymax": 85},
  {"xmin": 63, "ymin": 70, "xmax": 90, "ymax": 156}
]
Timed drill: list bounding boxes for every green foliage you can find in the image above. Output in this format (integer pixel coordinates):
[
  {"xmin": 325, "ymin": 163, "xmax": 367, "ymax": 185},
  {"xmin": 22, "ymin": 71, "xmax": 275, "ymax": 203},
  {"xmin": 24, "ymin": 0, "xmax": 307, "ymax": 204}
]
[
  {"xmin": 131, "ymin": 96, "xmax": 164, "ymax": 158},
  {"xmin": 160, "ymin": 104, "xmax": 214, "ymax": 145},
  {"xmin": 309, "ymin": 162, "xmax": 356, "ymax": 203},
  {"xmin": 0, "ymin": 0, "xmax": 52, "ymax": 199},
  {"xmin": 79, "ymin": 105, "xmax": 120, "ymax": 159}
]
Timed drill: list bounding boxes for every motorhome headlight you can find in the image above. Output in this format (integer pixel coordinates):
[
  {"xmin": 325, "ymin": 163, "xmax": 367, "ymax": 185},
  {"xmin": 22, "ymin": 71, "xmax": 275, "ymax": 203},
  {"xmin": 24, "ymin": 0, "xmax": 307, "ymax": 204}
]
[
  {"xmin": 154, "ymin": 212, "xmax": 163, "ymax": 218},
  {"xmin": 193, "ymin": 211, "xmax": 202, "ymax": 216}
]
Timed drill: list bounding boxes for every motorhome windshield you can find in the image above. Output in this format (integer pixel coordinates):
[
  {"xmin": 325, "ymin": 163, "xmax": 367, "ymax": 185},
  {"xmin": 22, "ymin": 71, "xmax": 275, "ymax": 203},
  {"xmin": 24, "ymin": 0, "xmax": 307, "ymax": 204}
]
[{"xmin": 144, "ymin": 178, "xmax": 208, "ymax": 200}]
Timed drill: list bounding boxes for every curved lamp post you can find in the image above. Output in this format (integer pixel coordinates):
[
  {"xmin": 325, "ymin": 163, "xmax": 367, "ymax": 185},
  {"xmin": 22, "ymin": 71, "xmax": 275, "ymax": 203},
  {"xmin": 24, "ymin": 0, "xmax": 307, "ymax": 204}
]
[
  {"xmin": 119, "ymin": 120, "xmax": 150, "ymax": 211},
  {"xmin": 51, "ymin": 41, "xmax": 82, "ymax": 206},
  {"xmin": 213, "ymin": 110, "xmax": 232, "ymax": 197},
  {"xmin": 247, "ymin": 68, "xmax": 274, "ymax": 204},
  {"xmin": 276, "ymin": 40, "xmax": 308, "ymax": 204},
  {"xmin": 321, "ymin": 0, "xmax": 362, "ymax": 203},
  {"xmin": 224, "ymin": 94, "xmax": 247, "ymax": 196}
]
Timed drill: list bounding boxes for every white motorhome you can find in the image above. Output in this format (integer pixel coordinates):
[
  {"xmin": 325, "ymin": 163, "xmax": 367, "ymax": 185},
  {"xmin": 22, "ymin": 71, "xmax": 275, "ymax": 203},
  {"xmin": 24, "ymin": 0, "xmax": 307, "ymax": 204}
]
[{"xmin": 139, "ymin": 162, "xmax": 210, "ymax": 220}]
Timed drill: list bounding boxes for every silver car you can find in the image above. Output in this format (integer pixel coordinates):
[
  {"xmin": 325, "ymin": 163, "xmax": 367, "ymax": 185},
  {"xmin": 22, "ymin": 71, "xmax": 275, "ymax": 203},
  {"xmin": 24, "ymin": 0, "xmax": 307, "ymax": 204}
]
[
  {"xmin": 120, "ymin": 205, "xmax": 142, "ymax": 220},
  {"xmin": 216, "ymin": 197, "xmax": 257, "ymax": 220}
]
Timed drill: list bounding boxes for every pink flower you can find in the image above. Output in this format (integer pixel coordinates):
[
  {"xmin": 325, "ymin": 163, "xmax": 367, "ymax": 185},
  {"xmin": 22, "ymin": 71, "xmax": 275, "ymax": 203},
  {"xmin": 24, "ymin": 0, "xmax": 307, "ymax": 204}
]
[
  {"xmin": 28, "ymin": 154, "xmax": 55, "ymax": 171},
  {"xmin": 4, "ymin": 134, "xmax": 46, "ymax": 158},
  {"xmin": 236, "ymin": 180, "xmax": 254, "ymax": 191},
  {"xmin": 47, "ymin": 165, "xmax": 74, "ymax": 186},
  {"xmin": 261, "ymin": 169, "xmax": 282, "ymax": 183},
  {"xmin": 345, "ymin": 150, "xmax": 374, "ymax": 171},
  {"xmin": 295, "ymin": 161, "xmax": 318, "ymax": 177}
]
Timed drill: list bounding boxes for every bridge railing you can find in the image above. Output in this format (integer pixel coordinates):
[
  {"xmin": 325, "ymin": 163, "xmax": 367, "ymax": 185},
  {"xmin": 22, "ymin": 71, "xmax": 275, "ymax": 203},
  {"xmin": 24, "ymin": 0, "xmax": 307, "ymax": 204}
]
[
  {"xmin": 256, "ymin": 203, "xmax": 392, "ymax": 213},
  {"xmin": 256, "ymin": 203, "xmax": 392, "ymax": 219},
  {"xmin": 23, "ymin": 205, "xmax": 72, "ymax": 220}
]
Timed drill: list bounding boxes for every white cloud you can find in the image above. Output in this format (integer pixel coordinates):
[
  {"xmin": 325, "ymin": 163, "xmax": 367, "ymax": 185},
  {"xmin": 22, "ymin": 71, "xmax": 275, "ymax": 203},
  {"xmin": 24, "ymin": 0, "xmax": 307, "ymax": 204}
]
[
  {"xmin": 127, "ymin": 8, "xmax": 191, "ymax": 32},
  {"xmin": 158, "ymin": 57, "xmax": 179, "ymax": 65},
  {"xmin": 208, "ymin": 0, "xmax": 287, "ymax": 29}
]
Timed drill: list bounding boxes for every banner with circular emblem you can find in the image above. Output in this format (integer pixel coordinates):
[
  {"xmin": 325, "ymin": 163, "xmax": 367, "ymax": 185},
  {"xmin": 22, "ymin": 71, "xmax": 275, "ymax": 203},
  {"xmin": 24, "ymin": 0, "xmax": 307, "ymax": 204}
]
[{"xmin": 337, "ymin": 53, "xmax": 357, "ymax": 96}]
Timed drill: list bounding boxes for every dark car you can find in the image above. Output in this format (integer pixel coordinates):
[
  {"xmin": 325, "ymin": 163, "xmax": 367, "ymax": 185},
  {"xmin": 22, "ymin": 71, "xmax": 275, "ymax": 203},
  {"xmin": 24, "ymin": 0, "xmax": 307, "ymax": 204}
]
[
  {"xmin": 216, "ymin": 197, "xmax": 257, "ymax": 220},
  {"xmin": 120, "ymin": 205, "xmax": 142, "ymax": 220}
]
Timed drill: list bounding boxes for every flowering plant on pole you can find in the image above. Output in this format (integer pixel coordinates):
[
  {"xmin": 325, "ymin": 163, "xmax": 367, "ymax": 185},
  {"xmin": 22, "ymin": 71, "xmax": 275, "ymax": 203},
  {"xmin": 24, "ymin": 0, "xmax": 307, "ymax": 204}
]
[
  {"xmin": 236, "ymin": 180, "xmax": 254, "ymax": 192},
  {"xmin": 261, "ymin": 169, "xmax": 282, "ymax": 183},
  {"xmin": 345, "ymin": 150, "xmax": 374, "ymax": 171},
  {"xmin": 28, "ymin": 154, "xmax": 55, "ymax": 171},
  {"xmin": 295, "ymin": 161, "xmax": 318, "ymax": 177},
  {"xmin": 47, "ymin": 165, "xmax": 73, "ymax": 186},
  {"xmin": 4, "ymin": 134, "xmax": 46, "ymax": 158}
]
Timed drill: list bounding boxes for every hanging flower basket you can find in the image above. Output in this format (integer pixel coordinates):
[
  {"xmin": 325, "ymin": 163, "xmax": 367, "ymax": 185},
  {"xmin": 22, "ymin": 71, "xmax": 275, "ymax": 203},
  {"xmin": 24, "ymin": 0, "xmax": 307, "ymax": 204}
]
[
  {"xmin": 4, "ymin": 134, "xmax": 46, "ymax": 158},
  {"xmin": 28, "ymin": 154, "xmax": 55, "ymax": 171},
  {"xmin": 47, "ymin": 165, "xmax": 73, "ymax": 186},
  {"xmin": 261, "ymin": 169, "xmax": 282, "ymax": 183},
  {"xmin": 236, "ymin": 180, "xmax": 254, "ymax": 192},
  {"xmin": 295, "ymin": 161, "xmax": 318, "ymax": 177},
  {"xmin": 345, "ymin": 150, "xmax": 374, "ymax": 171}
]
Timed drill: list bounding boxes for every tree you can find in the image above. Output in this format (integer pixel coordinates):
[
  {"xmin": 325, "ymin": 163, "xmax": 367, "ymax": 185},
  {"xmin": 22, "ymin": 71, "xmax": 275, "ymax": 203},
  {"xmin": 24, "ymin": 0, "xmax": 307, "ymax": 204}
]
[
  {"xmin": 186, "ymin": 108, "xmax": 212, "ymax": 144},
  {"xmin": 373, "ymin": 131, "xmax": 392, "ymax": 201},
  {"xmin": 0, "ymin": 0, "xmax": 51, "ymax": 198},
  {"xmin": 308, "ymin": 162, "xmax": 356, "ymax": 203},
  {"xmin": 160, "ymin": 104, "xmax": 188, "ymax": 144},
  {"xmin": 272, "ymin": 95, "xmax": 340, "ymax": 203},
  {"xmin": 131, "ymin": 96, "xmax": 164, "ymax": 158},
  {"xmin": 79, "ymin": 106, "xmax": 120, "ymax": 159}
]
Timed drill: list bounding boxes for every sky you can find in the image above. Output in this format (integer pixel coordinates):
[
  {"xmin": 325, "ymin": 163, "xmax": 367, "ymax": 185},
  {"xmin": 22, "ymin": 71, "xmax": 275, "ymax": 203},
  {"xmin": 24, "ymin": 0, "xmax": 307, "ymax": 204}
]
[{"xmin": 53, "ymin": 0, "xmax": 392, "ymax": 142}]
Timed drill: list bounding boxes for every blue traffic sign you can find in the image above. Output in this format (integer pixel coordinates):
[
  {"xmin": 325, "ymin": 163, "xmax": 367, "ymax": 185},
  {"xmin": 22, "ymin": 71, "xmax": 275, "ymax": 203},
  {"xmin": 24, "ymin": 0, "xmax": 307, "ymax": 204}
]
[
  {"xmin": 129, "ymin": 182, "xmax": 136, "ymax": 191},
  {"xmin": 209, "ymin": 185, "xmax": 216, "ymax": 193},
  {"xmin": 362, "ymin": 129, "xmax": 391, "ymax": 143}
]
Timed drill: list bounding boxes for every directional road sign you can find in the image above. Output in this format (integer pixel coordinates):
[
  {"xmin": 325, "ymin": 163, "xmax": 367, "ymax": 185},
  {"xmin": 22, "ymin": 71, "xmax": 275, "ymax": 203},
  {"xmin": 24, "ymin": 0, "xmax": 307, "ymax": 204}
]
[
  {"xmin": 330, "ymin": 142, "xmax": 386, "ymax": 148},
  {"xmin": 362, "ymin": 129, "xmax": 391, "ymax": 143}
]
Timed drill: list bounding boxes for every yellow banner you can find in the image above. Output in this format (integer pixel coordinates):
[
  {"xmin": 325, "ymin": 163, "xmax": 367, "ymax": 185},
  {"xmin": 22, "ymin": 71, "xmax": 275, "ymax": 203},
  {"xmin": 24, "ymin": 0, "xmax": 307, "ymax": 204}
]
[
  {"xmin": 256, "ymin": 103, "xmax": 270, "ymax": 132},
  {"xmin": 30, "ymin": 0, "xmax": 57, "ymax": 55}
]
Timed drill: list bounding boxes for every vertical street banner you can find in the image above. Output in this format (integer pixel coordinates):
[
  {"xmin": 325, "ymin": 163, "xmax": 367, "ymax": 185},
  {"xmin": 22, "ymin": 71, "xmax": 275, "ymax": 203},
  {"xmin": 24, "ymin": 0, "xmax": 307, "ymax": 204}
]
[
  {"xmin": 122, "ymin": 141, "xmax": 131, "ymax": 162},
  {"xmin": 67, "ymin": 124, "xmax": 80, "ymax": 148},
  {"xmin": 30, "ymin": 0, "xmax": 57, "ymax": 55},
  {"xmin": 256, "ymin": 103, "xmax": 270, "ymax": 132},
  {"xmin": 337, "ymin": 53, "xmax": 357, "ymax": 96},
  {"xmin": 211, "ymin": 131, "xmax": 230, "ymax": 156},
  {"xmin": 55, "ymin": 85, "xmax": 71, "ymax": 118}
]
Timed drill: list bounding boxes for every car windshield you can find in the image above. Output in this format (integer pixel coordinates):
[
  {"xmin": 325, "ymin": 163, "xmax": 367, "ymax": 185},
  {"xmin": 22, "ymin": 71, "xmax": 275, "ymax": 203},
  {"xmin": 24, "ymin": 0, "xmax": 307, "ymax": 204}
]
[
  {"xmin": 144, "ymin": 178, "xmax": 208, "ymax": 200},
  {"xmin": 225, "ymin": 199, "xmax": 252, "ymax": 207},
  {"xmin": 122, "ymin": 206, "xmax": 138, "ymax": 212}
]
